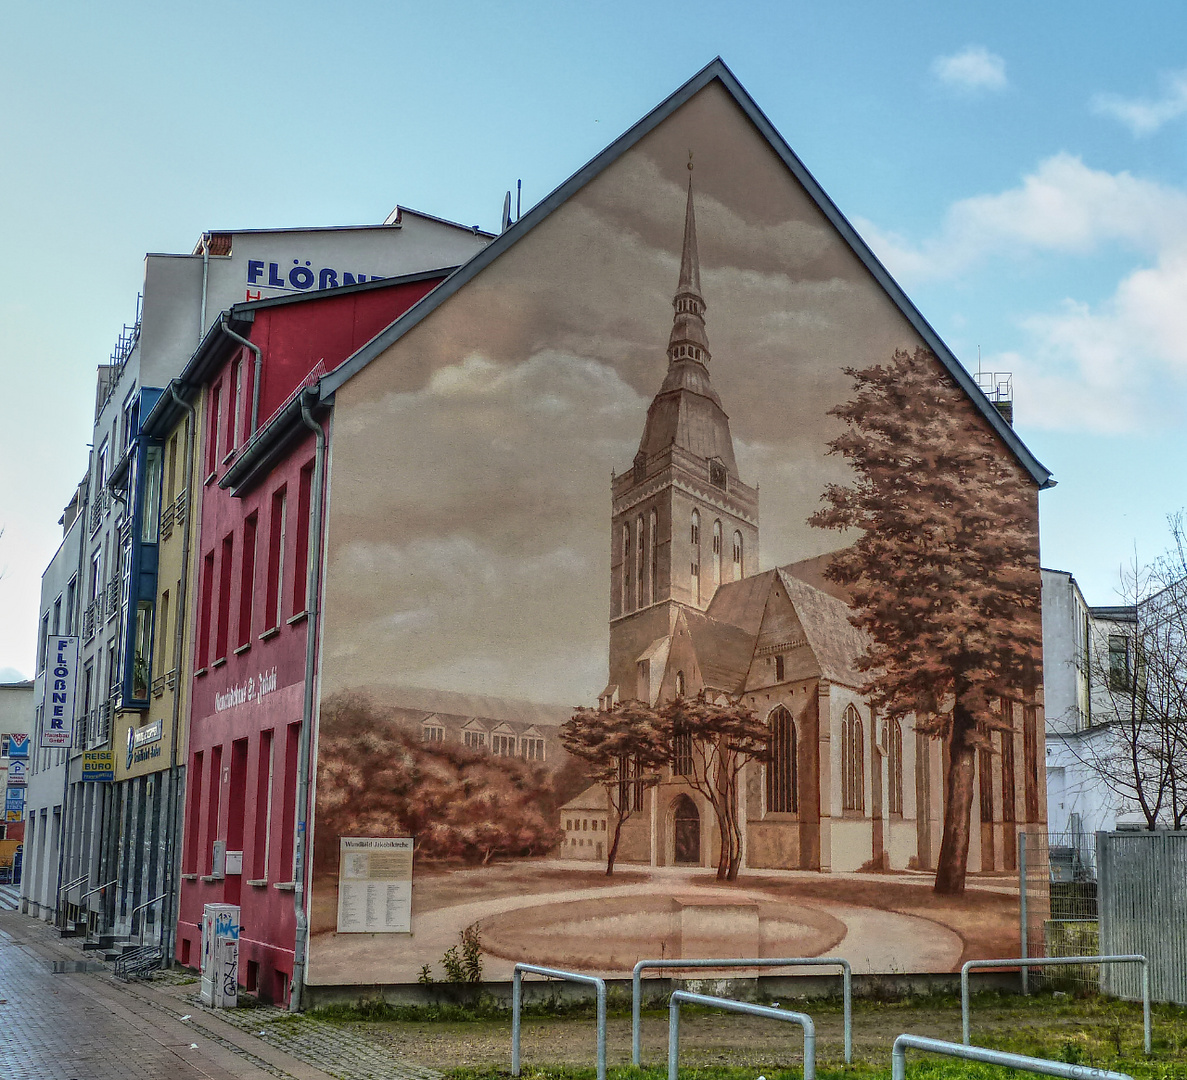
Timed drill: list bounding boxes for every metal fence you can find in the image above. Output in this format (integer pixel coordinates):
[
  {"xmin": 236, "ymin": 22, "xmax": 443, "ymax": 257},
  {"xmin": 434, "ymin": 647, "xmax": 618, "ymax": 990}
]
[
  {"xmin": 1098, "ymin": 830, "xmax": 1187, "ymax": 1004},
  {"xmin": 891, "ymin": 1034, "xmax": 1133, "ymax": 1080},
  {"xmin": 1018, "ymin": 827, "xmax": 1051, "ymax": 992}
]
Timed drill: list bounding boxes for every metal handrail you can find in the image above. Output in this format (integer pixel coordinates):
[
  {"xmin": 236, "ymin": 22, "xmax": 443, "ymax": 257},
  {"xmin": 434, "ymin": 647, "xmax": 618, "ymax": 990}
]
[
  {"xmin": 512, "ymin": 963, "xmax": 606, "ymax": 1080},
  {"xmin": 892, "ymin": 1033, "xmax": 1132, "ymax": 1080},
  {"xmin": 130, "ymin": 892, "xmax": 169, "ymax": 946},
  {"xmin": 56, "ymin": 874, "xmax": 88, "ymax": 921},
  {"xmin": 632, "ymin": 955, "xmax": 851, "ymax": 1065},
  {"xmin": 79, "ymin": 879, "xmax": 117, "ymax": 904},
  {"xmin": 961, "ymin": 955, "xmax": 1150, "ymax": 1054},
  {"xmin": 669, "ymin": 991, "xmax": 815, "ymax": 1080}
]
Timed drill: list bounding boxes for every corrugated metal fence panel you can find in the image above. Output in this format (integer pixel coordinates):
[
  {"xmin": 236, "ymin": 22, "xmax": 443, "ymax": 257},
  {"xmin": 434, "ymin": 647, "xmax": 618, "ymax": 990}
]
[{"xmin": 1098, "ymin": 831, "xmax": 1187, "ymax": 1004}]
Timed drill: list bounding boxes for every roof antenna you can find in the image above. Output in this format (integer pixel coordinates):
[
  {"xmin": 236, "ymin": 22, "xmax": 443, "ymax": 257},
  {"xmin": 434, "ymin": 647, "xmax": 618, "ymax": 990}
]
[{"xmin": 516, "ymin": 179, "xmax": 522, "ymax": 222}]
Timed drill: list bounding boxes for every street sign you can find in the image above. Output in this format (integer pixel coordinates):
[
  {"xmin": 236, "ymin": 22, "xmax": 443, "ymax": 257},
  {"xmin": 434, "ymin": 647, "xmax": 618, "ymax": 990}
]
[{"xmin": 6, "ymin": 761, "xmax": 27, "ymax": 787}]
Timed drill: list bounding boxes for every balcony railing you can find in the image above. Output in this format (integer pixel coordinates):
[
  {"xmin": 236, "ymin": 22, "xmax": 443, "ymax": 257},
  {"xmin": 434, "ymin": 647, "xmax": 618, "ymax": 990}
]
[
  {"xmin": 152, "ymin": 675, "xmax": 165, "ymax": 699},
  {"xmin": 175, "ymin": 490, "xmax": 187, "ymax": 526},
  {"xmin": 160, "ymin": 501, "xmax": 175, "ymax": 543},
  {"xmin": 165, "ymin": 667, "xmax": 177, "ymax": 691}
]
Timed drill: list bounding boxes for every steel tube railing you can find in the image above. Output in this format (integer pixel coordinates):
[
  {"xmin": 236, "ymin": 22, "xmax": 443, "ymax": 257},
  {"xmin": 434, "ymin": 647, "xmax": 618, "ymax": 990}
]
[
  {"xmin": 512, "ymin": 963, "xmax": 606, "ymax": 1080},
  {"xmin": 892, "ymin": 1033, "xmax": 1133, "ymax": 1080},
  {"xmin": 669, "ymin": 991, "xmax": 815, "ymax": 1080},
  {"xmin": 632, "ymin": 956, "xmax": 850, "ymax": 1065},
  {"xmin": 962, "ymin": 955, "xmax": 1150, "ymax": 1054},
  {"xmin": 78, "ymin": 878, "xmax": 117, "ymax": 904},
  {"xmin": 55, "ymin": 874, "xmax": 88, "ymax": 928},
  {"xmin": 130, "ymin": 891, "xmax": 169, "ymax": 946}
]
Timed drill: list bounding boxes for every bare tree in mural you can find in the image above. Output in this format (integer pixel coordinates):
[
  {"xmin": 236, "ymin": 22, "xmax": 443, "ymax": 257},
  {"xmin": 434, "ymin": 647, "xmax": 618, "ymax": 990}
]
[
  {"xmin": 561, "ymin": 702, "xmax": 668, "ymax": 875},
  {"xmin": 659, "ymin": 693, "xmax": 769, "ymax": 881},
  {"xmin": 809, "ymin": 346, "xmax": 1042, "ymax": 895}
]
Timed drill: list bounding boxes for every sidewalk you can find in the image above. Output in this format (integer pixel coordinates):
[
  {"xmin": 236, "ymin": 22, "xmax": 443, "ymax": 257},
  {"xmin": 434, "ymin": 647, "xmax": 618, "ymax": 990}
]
[{"xmin": 0, "ymin": 907, "xmax": 439, "ymax": 1080}]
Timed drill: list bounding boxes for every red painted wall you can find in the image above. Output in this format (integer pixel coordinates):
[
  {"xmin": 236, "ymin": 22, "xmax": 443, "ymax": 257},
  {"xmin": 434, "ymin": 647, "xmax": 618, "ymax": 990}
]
[{"xmin": 178, "ymin": 277, "xmax": 444, "ymax": 1002}]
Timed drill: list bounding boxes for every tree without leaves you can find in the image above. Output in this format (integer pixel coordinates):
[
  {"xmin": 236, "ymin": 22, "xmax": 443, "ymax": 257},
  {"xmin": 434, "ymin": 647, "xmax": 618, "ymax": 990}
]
[
  {"xmin": 808, "ymin": 347, "xmax": 1042, "ymax": 895},
  {"xmin": 1065, "ymin": 522, "xmax": 1187, "ymax": 830},
  {"xmin": 560, "ymin": 701, "xmax": 668, "ymax": 875},
  {"xmin": 658, "ymin": 692, "xmax": 769, "ymax": 881}
]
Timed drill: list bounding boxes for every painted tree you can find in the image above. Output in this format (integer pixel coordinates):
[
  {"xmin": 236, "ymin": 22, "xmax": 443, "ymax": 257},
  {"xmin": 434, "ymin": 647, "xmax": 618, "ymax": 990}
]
[
  {"xmin": 560, "ymin": 701, "xmax": 668, "ymax": 875},
  {"xmin": 809, "ymin": 347, "xmax": 1042, "ymax": 895},
  {"xmin": 316, "ymin": 692, "xmax": 563, "ymax": 873},
  {"xmin": 658, "ymin": 692, "xmax": 769, "ymax": 881}
]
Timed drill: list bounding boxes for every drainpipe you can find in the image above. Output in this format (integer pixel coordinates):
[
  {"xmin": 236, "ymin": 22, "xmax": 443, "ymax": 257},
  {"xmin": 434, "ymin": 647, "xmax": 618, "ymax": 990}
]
[
  {"xmin": 160, "ymin": 381, "xmax": 196, "ymax": 963},
  {"xmin": 199, "ymin": 234, "xmax": 210, "ymax": 343},
  {"xmin": 219, "ymin": 317, "xmax": 262, "ymax": 436},
  {"xmin": 290, "ymin": 389, "xmax": 326, "ymax": 1012}
]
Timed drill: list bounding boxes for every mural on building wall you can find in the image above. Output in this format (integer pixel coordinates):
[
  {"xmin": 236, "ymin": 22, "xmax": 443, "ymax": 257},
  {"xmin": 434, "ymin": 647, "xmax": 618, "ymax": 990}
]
[{"xmin": 308, "ymin": 77, "xmax": 1046, "ymax": 985}]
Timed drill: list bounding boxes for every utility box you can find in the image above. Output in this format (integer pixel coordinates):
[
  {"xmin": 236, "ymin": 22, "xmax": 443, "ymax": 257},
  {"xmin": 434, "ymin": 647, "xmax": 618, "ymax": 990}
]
[{"xmin": 200, "ymin": 903, "xmax": 240, "ymax": 1008}]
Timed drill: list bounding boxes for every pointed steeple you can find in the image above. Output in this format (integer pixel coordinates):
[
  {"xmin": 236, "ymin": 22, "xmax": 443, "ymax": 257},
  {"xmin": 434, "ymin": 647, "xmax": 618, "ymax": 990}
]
[{"xmin": 667, "ymin": 160, "xmax": 711, "ymax": 367}]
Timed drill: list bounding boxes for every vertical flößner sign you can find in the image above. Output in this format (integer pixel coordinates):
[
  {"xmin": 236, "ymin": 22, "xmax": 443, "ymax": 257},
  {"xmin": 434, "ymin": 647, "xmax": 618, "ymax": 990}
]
[{"xmin": 41, "ymin": 636, "xmax": 79, "ymax": 748}]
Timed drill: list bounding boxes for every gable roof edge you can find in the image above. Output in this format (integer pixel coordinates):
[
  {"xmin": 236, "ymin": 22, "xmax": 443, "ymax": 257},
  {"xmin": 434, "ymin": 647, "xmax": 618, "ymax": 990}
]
[{"xmin": 319, "ymin": 57, "xmax": 1053, "ymax": 490}]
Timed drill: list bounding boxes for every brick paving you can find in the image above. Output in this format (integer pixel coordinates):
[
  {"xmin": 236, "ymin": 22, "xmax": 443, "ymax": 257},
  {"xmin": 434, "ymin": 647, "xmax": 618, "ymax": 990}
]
[{"xmin": 0, "ymin": 907, "xmax": 439, "ymax": 1080}]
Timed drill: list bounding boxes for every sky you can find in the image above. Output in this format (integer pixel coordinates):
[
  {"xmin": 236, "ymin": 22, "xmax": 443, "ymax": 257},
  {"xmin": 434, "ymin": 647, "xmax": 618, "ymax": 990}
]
[{"xmin": 1, "ymin": 0, "xmax": 1185, "ymax": 681}]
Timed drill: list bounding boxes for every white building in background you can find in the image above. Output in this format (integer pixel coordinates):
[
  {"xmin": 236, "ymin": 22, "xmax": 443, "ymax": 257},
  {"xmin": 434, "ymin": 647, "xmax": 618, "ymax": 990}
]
[
  {"xmin": 23, "ymin": 209, "xmax": 493, "ymax": 939},
  {"xmin": 1042, "ymin": 568, "xmax": 1146, "ymax": 857}
]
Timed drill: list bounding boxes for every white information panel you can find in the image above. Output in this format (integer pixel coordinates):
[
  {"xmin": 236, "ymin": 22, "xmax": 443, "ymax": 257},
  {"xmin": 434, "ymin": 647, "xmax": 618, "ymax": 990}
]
[{"xmin": 336, "ymin": 837, "xmax": 413, "ymax": 934}]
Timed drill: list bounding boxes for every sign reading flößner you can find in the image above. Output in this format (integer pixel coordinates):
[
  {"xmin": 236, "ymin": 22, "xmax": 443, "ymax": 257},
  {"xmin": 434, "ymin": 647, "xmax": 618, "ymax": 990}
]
[{"xmin": 41, "ymin": 637, "xmax": 79, "ymax": 748}]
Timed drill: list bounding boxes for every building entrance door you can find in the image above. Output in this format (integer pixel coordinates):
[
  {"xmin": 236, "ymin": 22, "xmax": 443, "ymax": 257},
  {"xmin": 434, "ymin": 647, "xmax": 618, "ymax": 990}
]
[{"xmin": 673, "ymin": 795, "xmax": 700, "ymax": 865}]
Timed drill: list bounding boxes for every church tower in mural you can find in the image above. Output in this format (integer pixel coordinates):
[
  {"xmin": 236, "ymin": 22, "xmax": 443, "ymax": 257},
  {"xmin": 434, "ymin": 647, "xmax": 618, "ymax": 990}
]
[{"xmin": 607, "ymin": 171, "xmax": 759, "ymax": 703}]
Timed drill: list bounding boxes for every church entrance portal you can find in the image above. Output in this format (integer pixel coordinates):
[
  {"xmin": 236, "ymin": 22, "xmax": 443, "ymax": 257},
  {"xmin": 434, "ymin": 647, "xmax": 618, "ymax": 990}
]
[{"xmin": 673, "ymin": 795, "xmax": 701, "ymax": 865}]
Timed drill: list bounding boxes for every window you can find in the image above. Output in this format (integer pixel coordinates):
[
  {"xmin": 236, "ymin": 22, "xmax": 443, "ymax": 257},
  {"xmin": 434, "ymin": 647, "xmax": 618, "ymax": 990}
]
[
  {"xmin": 766, "ymin": 706, "xmax": 797, "ymax": 813},
  {"xmin": 197, "ymin": 551, "xmax": 214, "ymax": 670},
  {"xmin": 229, "ymin": 359, "xmax": 243, "ymax": 455},
  {"xmin": 206, "ymin": 382, "xmax": 222, "ymax": 477},
  {"xmin": 52, "ymin": 596, "xmax": 62, "ymax": 636},
  {"xmin": 238, "ymin": 514, "xmax": 257, "ymax": 649},
  {"xmin": 132, "ymin": 600, "xmax": 154, "ymax": 699},
  {"xmin": 141, "ymin": 445, "xmax": 162, "ymax": 543},
  {"xmin": 215, "ymin": 533, "xmax": 233, "ymax": 662},
  {"xmin": 65, "ymin": 577, "xmax": 76, "ymax": 634},
  {"xmin": 166, "ymin": 435, "xmax": 178, "ymax": 506},
  {"xmin": 888, "ymin": 718, "xmax": 903, "ymax": 816},
  {"xmin": 492, "ymin": 734, "xmax": 516, "ymax": 757},
  {"xmin": 841, "ymin": 704, "xmax": 865, "ymax": 812},
  {"xmin": 521, "ymin": 737, "xmax": 546, "ymax": 761},
  {"xmin": 206, "ymin": 745, "xmax": 223, "ymax": 874},
  {"xmin": 673, "ymin": 723, "xmax": 693, "ymax": 776},
  {"xmin": 636, "ymin": 515, "xmax": 646, "ymax": 607},
  {"xmin": 709, "ymin": 460, "xmax": 727, "ymax": 489},
  {"xmin": 96, "ymin": 441, "xmax": 109, "ymax": 497},
  {"xmin": 1108, "ymin": 634, "xmax": 1131, "ymax": 691},
  {"xmin": 156, "ymin": 590, "xmax": 170, "ymax": 681},
  {"xmin": 422, "ymin": 723, "xmax": 444, "ymax": 742},
  {"xmin": 38, "ymin": 613, "xmax": 49, "ymax": 673},
  {"xmin": 617, "ymin": 755, "xmax": 644, "ymax": 812},
  {"xmin": 293, "ymin": 461, "xmax": 314, "ymax": 615},
  {"xmin": 733, "ymin": 531, "xmax": 743, "ymax": 575},
  {"xmin": 712, "ymin": 520, "xmax": 722, "ymax": 587},
  {"xmin": 265, "ymin": 487, "xmax": 287, "ymax": 631},
  {"xmin": 621, "ymin": 523, "xmax": 632, "ymax": 613},
  {"xmin": 774, "ymin": 655, "xmax": 785, "ymax": 682},
  {"xmin": 690, "ymin": 509, "xmax": 700, "ymax": 546},
  {"xmin": 648, "ymin": 509, "xmax": 658, "ymax": 601},
  {"xmin": 278, "ymin": 723, "xmax": 300, "ymax": 881},
  {"xmin": 463, "ymin": 729, "xmax": 486, "ymax": 749}
]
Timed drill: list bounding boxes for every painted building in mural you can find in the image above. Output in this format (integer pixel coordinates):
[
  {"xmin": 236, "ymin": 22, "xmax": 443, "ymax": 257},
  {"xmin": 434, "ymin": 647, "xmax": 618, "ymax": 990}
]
[{"xmin": 182, "ymin": 60, "xmax": 1050, "ymax": 1003}]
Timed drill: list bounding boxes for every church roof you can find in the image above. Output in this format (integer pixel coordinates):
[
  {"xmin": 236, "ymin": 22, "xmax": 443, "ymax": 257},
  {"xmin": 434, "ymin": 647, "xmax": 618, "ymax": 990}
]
[
  {"xmin": 774, "ymin": 568, "xmax": 870, "ymax": 687},
  {"xmin": 682, "ymin": 609, "xmax": 759, "ymax": 694},
  {"xmin": 317, "ymin": 58, "xmax": 1052, "ymax": 490}
]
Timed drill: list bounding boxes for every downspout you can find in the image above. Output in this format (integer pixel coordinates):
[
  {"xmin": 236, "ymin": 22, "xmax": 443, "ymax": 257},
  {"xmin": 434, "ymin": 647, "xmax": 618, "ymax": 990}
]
[
  {"xmin": 219, "ymin": 318, "xmax": 262, "ymax": 436},
  {"xmin": 199, "ymin": 234, "xmax": 210, "ymax": 343},
  {"xmin": 160, "ymin": 382, "xmax": 196, "ymax": 962},
  {"xmin": 291, "ymin": 389, "xmax": 326, "ymax": 1011}
]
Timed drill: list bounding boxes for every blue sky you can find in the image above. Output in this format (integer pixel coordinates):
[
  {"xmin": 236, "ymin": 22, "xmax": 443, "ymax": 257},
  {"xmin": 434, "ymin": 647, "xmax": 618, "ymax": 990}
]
[{"xmin": 2, "ymin": 0, "xmax": 1185, "ymax": 678}]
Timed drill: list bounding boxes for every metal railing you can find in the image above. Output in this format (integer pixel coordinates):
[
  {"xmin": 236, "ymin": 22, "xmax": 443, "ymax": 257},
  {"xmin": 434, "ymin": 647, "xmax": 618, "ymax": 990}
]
[
  {"xmin": 512, "ymin": 964, "xmax": 606, "ymax": 1080},
  {"xmin": 130, "ymin": 892, "xmax": 169, "ymax": 946},
  {"xmin": 55, "ymin": 874, "xmax": 88, "ymax": 928},
  {"xmin": 961, "ymin": 955, "xmax": 1150, "ymax": 1053},
  {"xmin": 632, "ymin": 956, "xmax": 850, "ymax": 1065},
  {"xmin": 79, "ymin": 879, "xmax": 117, "ymax": 905},
  {"xmin": 892, "ymin": 1033, "xmax": 1132, "ymax": 1080},
  {"xmin": 668, "ymin": 991, "xmax": 815, "ymax": 1080}
]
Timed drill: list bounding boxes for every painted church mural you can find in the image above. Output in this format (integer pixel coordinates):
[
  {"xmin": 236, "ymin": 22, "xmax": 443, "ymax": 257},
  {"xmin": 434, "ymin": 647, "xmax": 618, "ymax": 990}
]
[{"xmin": 308, "ymin": 72, "xmax": 1047, "ymax": 985}]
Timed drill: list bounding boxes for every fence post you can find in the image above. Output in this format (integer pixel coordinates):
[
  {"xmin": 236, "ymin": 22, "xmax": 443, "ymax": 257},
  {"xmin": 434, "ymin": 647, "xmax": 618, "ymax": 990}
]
[
  {"xmin": 511, "ymin": 967, "xmax": 522, "ymax": 1077},
  {"xmin": 1020, "ymin": 833, "xmax": 1029, "ymax": 996}
]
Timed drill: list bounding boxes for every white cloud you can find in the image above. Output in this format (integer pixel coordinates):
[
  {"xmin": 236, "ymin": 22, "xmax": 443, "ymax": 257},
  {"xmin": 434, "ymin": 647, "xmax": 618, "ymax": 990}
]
[
  {"xmin": 1092, "ymin": 70, "xmax": 1187, "ymax": 136},
  {"xmin": 856, "ymin": 154, "xmax": 1187, "ymax": 434},
  {"xmin": 857, "ymin": 153, "xmax": 1187, "ymax": 285},
  {"xmin": 932, "ymin": 46, "xmax": 1007, "ymax": 94}
]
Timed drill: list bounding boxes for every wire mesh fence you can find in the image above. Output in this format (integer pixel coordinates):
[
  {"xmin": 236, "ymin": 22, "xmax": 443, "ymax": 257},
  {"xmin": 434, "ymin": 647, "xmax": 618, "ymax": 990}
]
[{"xmin": 1031, "ymin": 828, "xmax": 1100, "ymax": 992}]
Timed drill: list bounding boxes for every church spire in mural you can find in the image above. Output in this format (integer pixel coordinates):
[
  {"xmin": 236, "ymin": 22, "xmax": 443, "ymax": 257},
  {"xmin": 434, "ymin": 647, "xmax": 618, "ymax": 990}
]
[{"xmin": 667, "ymin": 154, "xmax": 711, "ymax": 368}]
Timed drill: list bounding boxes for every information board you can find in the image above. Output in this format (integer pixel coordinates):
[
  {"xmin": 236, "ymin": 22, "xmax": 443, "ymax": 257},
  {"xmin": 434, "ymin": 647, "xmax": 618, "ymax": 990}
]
[
  {"xmin": 41, "ymin": 637, "xmax": 79, "ymax": 748},
  {"xmin": 335, "ymin": 837, "xmax": 412, "ymax": 934}
]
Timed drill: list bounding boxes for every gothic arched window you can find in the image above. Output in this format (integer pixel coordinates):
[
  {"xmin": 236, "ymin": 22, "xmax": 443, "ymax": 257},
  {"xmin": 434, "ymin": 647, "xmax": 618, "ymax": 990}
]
[
  {"xmin": 636, "ymin": 514, "xmax": 646, "ymax": 607},
  {"xmin": 842, "ymin": 704, "xmax": 865, "ymax": 813},
  {"xmin": 621, "ymin": 523, "xmax": 632, "ymax": 613},
  {"xmin": 648, "ymin": 508, "xmax": 658, "ymax": 602},
  {"xmin": 732, "ymin": 530, "xmax": 743, "ymax": 577},
  {"xmin": 888, "ymin": 717, "xmax": 903, "ymax": 815},
  {"xmin": 712, "ymin": 520, "xmax": 722, "ymax": 590},
  {"xmin": 690, "ymin": 508, "xmax": 700, "ymax": 546},
  {"xmin": 766, "ymin": 705, "xmax": 797, "ymax": 813}
]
